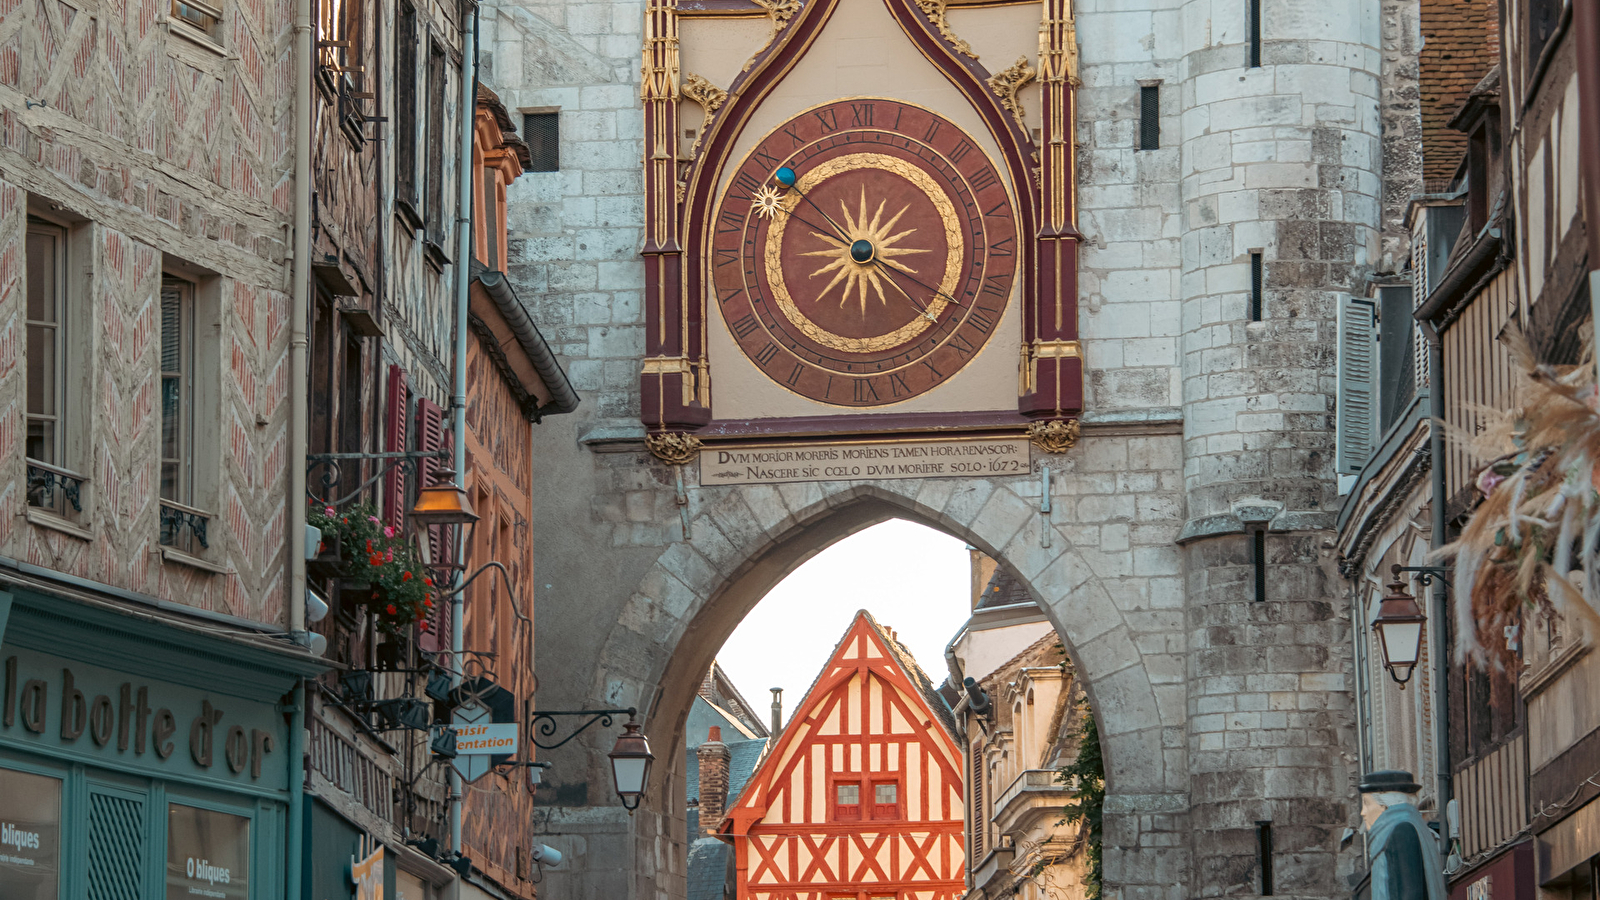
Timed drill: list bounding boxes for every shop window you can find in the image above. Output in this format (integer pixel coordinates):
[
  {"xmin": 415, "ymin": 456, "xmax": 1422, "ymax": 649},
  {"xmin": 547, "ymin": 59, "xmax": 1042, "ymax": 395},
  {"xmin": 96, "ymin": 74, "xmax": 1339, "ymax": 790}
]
[
  {"xmin": 166, "ymin": 803, "xmax": 251, "ymax": 900},
  {"xmin": 0, "ymin": 767, "xmax": 62, "ymax": 900},
  {"xmin": 834, "ymin": 781, "xmax": 861, "ymax": 820}
]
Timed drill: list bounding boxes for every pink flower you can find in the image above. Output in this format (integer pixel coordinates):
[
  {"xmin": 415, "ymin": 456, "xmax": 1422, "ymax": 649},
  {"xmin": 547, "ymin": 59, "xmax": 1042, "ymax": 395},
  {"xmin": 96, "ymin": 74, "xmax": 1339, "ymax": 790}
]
[
  {"xmin": 384, "ymin": 526, "xmax": 395, "ymax": 538},
  {"xmin": 384, "ymin": 548, "xmax": 394, "ymax": 563},
  {"xmin": 368, "ymin": 516, "xmax": 381, "ymax": 525},
  {"xmin": 324, "ymin": 507, "xmax": 335, "ymax": 516}
]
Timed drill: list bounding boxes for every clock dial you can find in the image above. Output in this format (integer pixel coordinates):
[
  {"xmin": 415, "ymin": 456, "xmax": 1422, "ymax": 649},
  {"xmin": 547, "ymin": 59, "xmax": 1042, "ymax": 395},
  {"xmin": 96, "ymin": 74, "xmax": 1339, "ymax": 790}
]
[{"xmin": 713, "ymin": 99, "xmax": 1018, "ymax": 407}]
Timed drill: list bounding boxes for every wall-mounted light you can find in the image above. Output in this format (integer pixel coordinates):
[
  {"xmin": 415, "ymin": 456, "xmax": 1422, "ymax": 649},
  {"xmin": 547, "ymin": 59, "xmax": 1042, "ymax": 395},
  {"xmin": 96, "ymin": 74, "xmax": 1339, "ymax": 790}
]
[
  {"xmin": 409, "ymin": 468, "xmax": 480, "ymax": 529},
  {"xmin": 1373, "ymin": 567, "xmax": 1428, "ymax": 689},
  {"xmin": 608, "ymin": 718, "xmax": 655, "ymax": 812}
]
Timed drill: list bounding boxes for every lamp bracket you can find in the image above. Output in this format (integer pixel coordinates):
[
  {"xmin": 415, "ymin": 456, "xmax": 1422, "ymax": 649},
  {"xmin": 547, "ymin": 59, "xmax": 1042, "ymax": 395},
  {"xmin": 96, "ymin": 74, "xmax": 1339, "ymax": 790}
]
[
  {"xmin": 1391, "ymin": 564, "xmax": 1452, "ymax": 588},
  {"xmin": 307, "ymin": 450, "xmax": 450, "ymax": 507},
  {"xmin": 529, "ymin": 708, "xmax": 637, "ymax": 750}
]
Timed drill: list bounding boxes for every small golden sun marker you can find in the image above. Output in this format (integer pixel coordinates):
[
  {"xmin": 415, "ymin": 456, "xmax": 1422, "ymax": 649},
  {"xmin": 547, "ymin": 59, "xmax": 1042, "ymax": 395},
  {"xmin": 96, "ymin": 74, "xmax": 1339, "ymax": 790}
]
[
  {"xmin": 752, "ymin": 184, "xmax": 786, "ymax": 219},
  {"xmin": 801, "ymin": 188, "xmax": 928, "ymax": 315}
]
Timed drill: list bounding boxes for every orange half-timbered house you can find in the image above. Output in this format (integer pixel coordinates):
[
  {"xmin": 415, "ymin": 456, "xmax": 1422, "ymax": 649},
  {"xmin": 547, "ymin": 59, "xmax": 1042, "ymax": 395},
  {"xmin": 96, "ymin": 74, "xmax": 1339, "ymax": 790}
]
[{"xmin": 724, "ymin": 611, "xmax": 965, "ymax": 900}]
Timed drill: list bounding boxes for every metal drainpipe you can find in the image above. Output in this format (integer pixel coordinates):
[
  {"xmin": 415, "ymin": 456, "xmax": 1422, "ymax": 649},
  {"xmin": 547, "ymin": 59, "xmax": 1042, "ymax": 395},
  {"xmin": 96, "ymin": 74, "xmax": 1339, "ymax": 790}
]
[
  {"xmin": 1422, "ymin": 321, "xmax": 1452, "ymax": 815},
  {"xmin": 284, "ymin": 680, "xmax": 307, "ymax": 900},
  {"xmin": 447, "ymin": 0, "xmax": 478, "ymax": 859},
  {"xmin": 286, "ymin": 0, "xmax": 311, "ymax": 889}
]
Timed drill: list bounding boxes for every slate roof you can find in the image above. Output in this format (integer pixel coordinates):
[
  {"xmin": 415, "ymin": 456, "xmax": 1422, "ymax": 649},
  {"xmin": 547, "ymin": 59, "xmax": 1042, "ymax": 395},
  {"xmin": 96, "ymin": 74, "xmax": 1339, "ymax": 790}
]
[
  {"xmin": 976, "ymin": 566, "xmax": 1032, "ymax": 609},
  {"xmin": 686, "ymin": 838, "xmax": 733, "ymax": 900}
]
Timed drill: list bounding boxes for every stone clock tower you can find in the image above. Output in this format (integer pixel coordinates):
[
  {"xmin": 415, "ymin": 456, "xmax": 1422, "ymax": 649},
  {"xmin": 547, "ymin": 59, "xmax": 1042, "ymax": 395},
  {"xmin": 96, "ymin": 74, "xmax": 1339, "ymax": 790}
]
[{"xmin": 478, "ymin": 0, "xmax": 1383, "ymax": 894}]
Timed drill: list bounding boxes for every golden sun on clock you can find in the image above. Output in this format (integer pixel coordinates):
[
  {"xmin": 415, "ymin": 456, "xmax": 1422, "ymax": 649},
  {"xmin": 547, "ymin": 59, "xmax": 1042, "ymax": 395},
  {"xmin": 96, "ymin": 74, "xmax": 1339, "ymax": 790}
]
[{"xmin": 712, "ymin": 98, "xmax": 1018, "ymax": 407}]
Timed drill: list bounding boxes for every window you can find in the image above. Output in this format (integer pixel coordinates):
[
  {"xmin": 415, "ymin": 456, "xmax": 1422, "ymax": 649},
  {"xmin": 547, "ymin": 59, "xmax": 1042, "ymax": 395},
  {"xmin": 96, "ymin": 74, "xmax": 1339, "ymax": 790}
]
[
  {"xmin": 26, "ymin": 215, "xmax": 84, "ymax": 518},
  {"xmin": 523, "ymin": 112, "xmax": 560, "ymax": 172},
  {"xmin": 0, "ymin": 767, "xmax": 62, "ymax": 899},
  {"xmin": 1245, "ymin": 0, "xmax": 1261, "ymax": 68},
  {"xmin": 159, "ymin": 277, "xmax": 207, "ymax": 553},
  {"xmin": 1249, "ymin": 252, "xmax": 1264, "ymax": 321},
  {"xmin": 394, "ymin": 0, "xmax": 419, "ymax": 218},
  {"xmin": 1526, "ymin": 0, "xmax": 1561, "ymax": 80},
  {"xmin": 424, "ymin": 40, "xmax": 448, "ymax": 250},
  {"xmin": 1138, "ymin": 85, "xmax": 1160, "ymax": 151},
  {"xmin": 26, "ymin": 220, "xmax": 66, "ymax": 469},
  {"xmin": 170, "ymin": 0, "xmax": 222, "ymax": 42},
  {"xmin": 872, "ymin": 780, "xmax": 899, "ymax": 819},
  {"xmin": 1251, "ymin": 528, "xmax": 1267, "ymax": 603},
  {"xmin": 317, "ymin": 0, "xmax": 360, "ymax": 72},
  {"xmin": 1256, "ymin": 820, "xmax": 1274, "ymax": 895},
  {"xmin": 834, "ymin": 782, "xmax": 861, "ymax": 820}
]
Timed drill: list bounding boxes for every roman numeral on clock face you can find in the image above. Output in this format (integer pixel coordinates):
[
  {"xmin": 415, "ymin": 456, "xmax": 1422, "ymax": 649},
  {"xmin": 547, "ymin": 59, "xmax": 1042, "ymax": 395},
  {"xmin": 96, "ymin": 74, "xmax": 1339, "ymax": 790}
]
[
  {"xmin": 850, "ymin": 103, "xmax": 874, "ymax": 126},
  {"xmin": 730, "ymin": 315, "xmax": 761, "ymax": 338},
  {"xmin": 755, "ymin": 343, "xmax": 780, "ymax": 365},
  {"xmin": 852, "ymin": 379, "xmax": 881, "ymax": 403}
]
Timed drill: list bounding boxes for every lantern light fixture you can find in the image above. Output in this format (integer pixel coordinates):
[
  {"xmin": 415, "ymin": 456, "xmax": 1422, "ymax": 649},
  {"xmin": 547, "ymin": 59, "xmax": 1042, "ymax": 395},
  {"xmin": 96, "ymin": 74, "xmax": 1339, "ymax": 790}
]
[
  {"xmin": 608, "ymin": 717, "xmax": 655, "ymax": 812},
  {"xmin": 409, "ymin": 468, "xmax": 480, "ymax": 528},
  {"xmin": 1373, "ymin": 566, "xmax": 1428, "ymax": 689}
]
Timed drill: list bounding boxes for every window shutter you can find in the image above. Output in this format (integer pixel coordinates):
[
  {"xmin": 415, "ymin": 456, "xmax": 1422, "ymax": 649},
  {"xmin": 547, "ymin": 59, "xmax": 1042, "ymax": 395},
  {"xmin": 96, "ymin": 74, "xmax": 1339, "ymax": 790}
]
[
  {"xmin": 969, "ymin": 751, "xmax": 984, "ymax": 857},
  {"xmin": 394, "ymin": 0, "xmax": 419, "ymax": 212},
  {"xmin": 86, "ymin": 788, "xmax": 145, "ymax": 900},
  {"xmin": 415, "ymin": 397, "xmax": 451, "ymax": 653},
  {"xmin": 383, "ymin": 365, "xmax": 409, "ymax": 524},
  {"xmin": 1336, "ymin": 293, "xmax": 1378, "ymax": 474}
]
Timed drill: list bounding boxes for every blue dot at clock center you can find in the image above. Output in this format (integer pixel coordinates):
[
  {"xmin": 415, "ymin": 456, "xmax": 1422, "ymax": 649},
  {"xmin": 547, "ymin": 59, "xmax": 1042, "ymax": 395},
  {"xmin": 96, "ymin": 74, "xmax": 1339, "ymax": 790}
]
[{"xmin": 850, "ymin": 240, "xmax": 875, "ymax": 264}]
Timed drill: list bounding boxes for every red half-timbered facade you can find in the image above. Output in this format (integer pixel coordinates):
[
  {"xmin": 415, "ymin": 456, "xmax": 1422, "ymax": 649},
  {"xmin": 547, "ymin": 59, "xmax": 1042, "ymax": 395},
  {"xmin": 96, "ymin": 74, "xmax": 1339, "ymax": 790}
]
[{"xmin": 724, "ymin": 612, "xmax": 964, "ymax": 900}]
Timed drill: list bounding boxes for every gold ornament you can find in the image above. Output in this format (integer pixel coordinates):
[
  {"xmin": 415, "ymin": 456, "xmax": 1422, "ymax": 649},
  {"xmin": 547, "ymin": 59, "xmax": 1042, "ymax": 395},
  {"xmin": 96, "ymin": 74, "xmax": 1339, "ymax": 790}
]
[
  {"xmin": 752, "ymin": 184, "xmax": 787, "ymax": 219},
  {"xmin": 914, "ymin": 0, "xmax": 976, "ymax": 58},
  {"xmin": 680, "ymin": 73, "xmax": 726, "ymax": 161},
  {"xmin": 987, "ymin": 57, "xmax": 1037, "ymax": 133},
  {"xmin": 1027, "ymin": 419, "xmax": 1080, "ymax": 454},
  {"xmin": 646, "ymin": 432, "xmax": 703, "ymax": 465}
]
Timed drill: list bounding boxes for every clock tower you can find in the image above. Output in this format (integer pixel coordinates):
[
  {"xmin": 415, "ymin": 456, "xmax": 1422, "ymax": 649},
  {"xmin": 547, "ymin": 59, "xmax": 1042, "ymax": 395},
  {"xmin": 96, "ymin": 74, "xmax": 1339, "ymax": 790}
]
[{"xmin": 485, "ymin": 0, "xmax": 1387, "ymax": 892}]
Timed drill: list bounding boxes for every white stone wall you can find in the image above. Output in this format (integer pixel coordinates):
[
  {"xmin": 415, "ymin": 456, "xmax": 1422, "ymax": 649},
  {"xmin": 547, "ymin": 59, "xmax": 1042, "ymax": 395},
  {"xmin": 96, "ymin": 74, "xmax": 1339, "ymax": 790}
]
[{"xmin": 481, "ymin": 1, "xmax": 647, "ymax": 424}]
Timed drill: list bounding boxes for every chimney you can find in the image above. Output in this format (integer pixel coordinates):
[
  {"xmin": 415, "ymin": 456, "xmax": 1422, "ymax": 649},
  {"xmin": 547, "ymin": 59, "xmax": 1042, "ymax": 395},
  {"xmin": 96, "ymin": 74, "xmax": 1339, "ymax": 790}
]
[
  {"xmin": 769, "ymin": 687, "xmax": 783, "ymax": 736},
  {"xmin": 697, "ymin": 726, "xmax": 730, "ymax": 834}
]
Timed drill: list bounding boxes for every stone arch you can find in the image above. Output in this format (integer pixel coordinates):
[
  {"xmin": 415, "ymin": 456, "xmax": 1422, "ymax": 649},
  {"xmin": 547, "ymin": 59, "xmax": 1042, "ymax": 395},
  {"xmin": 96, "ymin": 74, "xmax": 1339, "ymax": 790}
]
[{"xmin": 585, "ymin": 474, "xmax": 1189, "ymax": 895}]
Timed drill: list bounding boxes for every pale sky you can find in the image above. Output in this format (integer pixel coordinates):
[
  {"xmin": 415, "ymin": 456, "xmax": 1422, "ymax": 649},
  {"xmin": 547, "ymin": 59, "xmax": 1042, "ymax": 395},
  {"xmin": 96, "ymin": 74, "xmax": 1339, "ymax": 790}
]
[{"xmin": 714, "ymin": 519, "xmax": 972, "ymax": 731}]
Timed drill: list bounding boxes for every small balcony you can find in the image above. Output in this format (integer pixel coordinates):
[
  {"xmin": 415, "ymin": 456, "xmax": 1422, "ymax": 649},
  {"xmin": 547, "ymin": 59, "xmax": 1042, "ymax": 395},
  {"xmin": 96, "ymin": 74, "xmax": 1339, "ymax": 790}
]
[{"xmin": 993, "ymin": 768, "xmax": 1072, "ymax": 830}]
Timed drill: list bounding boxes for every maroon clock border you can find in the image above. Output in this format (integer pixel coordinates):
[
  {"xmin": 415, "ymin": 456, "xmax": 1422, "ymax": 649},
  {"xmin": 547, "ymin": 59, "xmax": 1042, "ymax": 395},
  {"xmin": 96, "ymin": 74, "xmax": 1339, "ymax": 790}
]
[
  {"xmin": 712, "ymin": 99, "xmax": 1017, "ymax": 408},
  {"xmin": 638, "ymin": 0, "xmax": 1085, "ymax": 438}
]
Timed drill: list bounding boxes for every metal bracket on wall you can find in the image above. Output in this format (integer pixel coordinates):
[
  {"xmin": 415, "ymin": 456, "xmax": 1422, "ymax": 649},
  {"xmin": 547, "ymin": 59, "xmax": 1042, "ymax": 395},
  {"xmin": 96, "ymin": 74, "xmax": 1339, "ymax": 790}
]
[
  {"xmin": 1039, "ymin": 464, "xmax": 1052, "ymax": 548},
  {"xmin": 1392, "ymin": 564, "xmax": 1451, "ymax": 588},
  {"xmin": 529, "ymin": 707, "xmax": 638, "ymax": 750}
]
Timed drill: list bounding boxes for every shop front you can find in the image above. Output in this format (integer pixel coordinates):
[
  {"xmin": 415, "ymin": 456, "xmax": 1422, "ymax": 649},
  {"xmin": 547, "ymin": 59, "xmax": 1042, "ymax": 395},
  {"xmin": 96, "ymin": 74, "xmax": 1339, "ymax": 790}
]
[
  {"xmin": 0, "ymin": 583, "xmax": 323, "ymax": 900},
  {"xmin": 1448, "ymin": 840, "xmax": 1534, "ymax": 900}
]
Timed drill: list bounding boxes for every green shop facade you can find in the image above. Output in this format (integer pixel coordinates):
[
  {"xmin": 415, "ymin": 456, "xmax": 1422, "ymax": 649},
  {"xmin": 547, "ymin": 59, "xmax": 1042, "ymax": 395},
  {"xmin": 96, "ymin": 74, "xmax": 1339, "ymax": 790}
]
[{"xmin": 0, "ymin": 577, "xmax": 324, "ymax": 900}]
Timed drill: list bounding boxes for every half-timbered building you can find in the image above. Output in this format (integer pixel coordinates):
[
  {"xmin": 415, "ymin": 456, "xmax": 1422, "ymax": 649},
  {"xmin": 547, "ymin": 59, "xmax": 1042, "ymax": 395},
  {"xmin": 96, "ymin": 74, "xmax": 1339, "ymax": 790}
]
[{"xmin": 723, "ymin": 611, "xmax": 964, "ymax": 900}]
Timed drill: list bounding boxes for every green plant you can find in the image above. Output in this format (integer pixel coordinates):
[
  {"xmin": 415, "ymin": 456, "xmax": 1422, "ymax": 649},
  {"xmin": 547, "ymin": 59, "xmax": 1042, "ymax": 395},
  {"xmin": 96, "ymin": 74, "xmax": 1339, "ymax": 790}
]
[
  {"xmin": 1057, "ymin": 710, "xmax": 1104, "ymax": 899},
  {"xmin": 307, "ymin": 501, "xmax": 436, "ymax": 636}
]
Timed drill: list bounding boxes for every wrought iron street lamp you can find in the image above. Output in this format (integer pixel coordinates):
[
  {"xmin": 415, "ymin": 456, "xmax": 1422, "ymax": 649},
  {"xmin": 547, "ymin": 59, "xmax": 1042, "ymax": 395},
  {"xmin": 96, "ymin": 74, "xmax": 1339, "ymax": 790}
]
[
  {"xmin": 608, "ymin": 718, "xmax": 655, "ymax": 812},
  {"xmin": 1373, "ymin": 566, "xmax": 1428, "ymax": 689}
]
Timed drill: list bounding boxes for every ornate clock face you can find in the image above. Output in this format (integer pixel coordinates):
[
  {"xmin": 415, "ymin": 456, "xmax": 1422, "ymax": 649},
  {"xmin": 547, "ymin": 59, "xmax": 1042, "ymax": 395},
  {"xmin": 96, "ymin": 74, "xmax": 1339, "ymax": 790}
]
[{"xmin": 712, "ymin": 99, "xmax": 1018, "ymax": 407}]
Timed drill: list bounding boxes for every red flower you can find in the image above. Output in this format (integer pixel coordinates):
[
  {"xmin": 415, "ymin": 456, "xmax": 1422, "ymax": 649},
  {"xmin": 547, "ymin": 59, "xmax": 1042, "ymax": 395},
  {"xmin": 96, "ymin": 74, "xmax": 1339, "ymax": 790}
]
[
  {"xmin": 386, "ymin": 604, "xmax": 397, "ymax": 615},
  {"xmin": 370, "ymin": 554, "xmax": 383, "ymax": 566},
  {"xmin": 366, "ymin": 539, "xmax": 374, "ymax": 553},
  {"xmin": 402, "ymin": 571, "xmax": 413, "ymax": 582},
  {"xmin": 424, "ymin": 599, "xmax": 434, "ymax": 608},
  {"xmin": 423, "ymin": 577, "xmax": 433, "ymax": 586}
]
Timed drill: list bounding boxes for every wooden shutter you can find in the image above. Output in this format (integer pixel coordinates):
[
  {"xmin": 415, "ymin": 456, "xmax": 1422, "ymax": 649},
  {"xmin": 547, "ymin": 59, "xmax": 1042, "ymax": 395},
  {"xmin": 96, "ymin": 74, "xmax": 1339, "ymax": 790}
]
[
  {"xmin": 969, "ymin": 750, "xmax": 984, "ymax": 858},
  {"xmin": 394, "ymin": 0, "xmax": 419, "ymax": 213},
  {"xmin": 1336, "ymin": 293, "xmax": 1378, "ymax": 474},
  {"xmin": 415, "ymin": 397, "xmax": 451, "ymax": 653},
  {"xmin": 383, "ymin": 365, "xmax": 408, "ymax": 524},
  {"xmin": 424, "ymin": 40, "xmax": 447, "ymax": 246}
]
